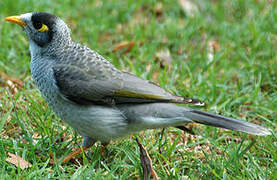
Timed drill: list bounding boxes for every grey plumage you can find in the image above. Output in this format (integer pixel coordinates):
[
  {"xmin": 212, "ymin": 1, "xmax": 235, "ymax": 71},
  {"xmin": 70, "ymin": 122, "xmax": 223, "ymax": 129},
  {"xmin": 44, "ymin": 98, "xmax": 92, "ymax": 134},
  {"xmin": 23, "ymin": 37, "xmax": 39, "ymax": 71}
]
[{"xmin": 5, "ymin": 12, "xmax": 271, "ymax": 147}]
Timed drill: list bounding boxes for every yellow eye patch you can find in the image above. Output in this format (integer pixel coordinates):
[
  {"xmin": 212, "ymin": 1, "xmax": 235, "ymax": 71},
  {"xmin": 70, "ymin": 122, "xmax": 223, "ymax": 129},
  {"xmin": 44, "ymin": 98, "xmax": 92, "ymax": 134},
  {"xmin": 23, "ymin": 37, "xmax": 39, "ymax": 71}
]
[{"xmin": 38, "ymin": 24, "xmax": 49, "ymax": 32}]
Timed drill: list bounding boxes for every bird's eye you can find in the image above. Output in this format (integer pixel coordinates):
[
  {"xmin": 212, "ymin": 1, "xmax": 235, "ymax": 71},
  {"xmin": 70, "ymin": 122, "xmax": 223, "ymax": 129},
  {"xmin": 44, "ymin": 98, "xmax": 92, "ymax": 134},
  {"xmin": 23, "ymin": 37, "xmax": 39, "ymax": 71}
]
[
  {"xmin": 33, "ymin": 21, "xmax": 42, "ymax": 29},
  {"xmin": 33, "ymin": 21, "xmax": 49, "ymax": 32}
]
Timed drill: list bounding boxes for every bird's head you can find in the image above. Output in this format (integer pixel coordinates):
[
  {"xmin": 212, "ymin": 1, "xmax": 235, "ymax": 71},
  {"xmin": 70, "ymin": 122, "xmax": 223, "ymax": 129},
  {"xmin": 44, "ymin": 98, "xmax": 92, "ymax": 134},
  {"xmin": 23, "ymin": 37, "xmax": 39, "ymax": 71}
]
[{"xmin": 5, "ymin": 12, "xmax": 72, "ymax": 55}]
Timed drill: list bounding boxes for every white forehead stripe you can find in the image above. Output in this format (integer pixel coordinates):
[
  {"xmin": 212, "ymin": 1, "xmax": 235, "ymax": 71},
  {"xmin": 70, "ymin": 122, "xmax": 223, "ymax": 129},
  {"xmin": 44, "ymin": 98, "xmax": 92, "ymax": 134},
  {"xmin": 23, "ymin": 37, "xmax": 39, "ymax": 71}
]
[{"xmin": 20, "ymin": 13, "xmax": 33, "ymax": 22}]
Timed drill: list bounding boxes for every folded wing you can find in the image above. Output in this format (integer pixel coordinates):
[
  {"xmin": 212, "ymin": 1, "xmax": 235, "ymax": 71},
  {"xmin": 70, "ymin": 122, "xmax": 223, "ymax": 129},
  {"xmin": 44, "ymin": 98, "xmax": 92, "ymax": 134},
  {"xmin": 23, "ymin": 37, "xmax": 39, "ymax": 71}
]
[{"xmin": 53, "ymin": 65, "xmax": 204, "ymax": 105}]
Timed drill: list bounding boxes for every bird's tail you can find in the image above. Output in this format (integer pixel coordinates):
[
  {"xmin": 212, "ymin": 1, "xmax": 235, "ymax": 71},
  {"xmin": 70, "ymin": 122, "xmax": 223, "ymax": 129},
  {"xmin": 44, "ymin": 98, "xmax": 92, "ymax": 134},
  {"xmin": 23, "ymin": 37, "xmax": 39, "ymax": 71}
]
[
  {"xmin": 118, "ymin": 103, "xmax": 271, "ymax": 136},
  {"xmin": 183, "ymin": 109, "xmax": 271, "ymax": 136}
]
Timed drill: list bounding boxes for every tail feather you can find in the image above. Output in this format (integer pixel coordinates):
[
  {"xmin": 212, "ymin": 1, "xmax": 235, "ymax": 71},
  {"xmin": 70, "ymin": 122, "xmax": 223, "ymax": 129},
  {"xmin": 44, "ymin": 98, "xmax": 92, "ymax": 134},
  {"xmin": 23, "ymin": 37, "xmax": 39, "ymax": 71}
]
[
  {"xmin": 185, "ymin": 109, "xmax": 271, "ymax": 136},
  {"xmin": 118, "ymin": 103, "xmax": 271, "ymax": 136}
]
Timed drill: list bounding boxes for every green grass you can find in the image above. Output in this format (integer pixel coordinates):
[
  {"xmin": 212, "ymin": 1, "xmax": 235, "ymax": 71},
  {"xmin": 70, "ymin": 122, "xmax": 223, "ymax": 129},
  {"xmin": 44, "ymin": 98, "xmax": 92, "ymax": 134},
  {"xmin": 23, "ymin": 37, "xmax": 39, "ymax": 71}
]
[{"xmin": 0, "ymin": 0, "xmax": 276, "ymax": 179}]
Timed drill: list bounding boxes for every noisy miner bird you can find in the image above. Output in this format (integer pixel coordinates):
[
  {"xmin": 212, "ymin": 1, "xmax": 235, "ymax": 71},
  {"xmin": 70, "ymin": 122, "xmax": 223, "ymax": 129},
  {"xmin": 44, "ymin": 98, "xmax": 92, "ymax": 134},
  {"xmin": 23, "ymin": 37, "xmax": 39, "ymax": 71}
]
[{"xmin": 5, "ymin": 12, "xmax": 271, "ymax": 163}]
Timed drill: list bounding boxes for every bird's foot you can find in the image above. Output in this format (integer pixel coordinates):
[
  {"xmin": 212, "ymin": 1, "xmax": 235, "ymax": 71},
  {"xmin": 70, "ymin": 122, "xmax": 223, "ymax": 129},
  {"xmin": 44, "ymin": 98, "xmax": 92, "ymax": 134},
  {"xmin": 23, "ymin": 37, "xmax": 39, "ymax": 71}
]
[{"xmin": 61, "ymin": 146, "xmax": 89, "ymax": 165}]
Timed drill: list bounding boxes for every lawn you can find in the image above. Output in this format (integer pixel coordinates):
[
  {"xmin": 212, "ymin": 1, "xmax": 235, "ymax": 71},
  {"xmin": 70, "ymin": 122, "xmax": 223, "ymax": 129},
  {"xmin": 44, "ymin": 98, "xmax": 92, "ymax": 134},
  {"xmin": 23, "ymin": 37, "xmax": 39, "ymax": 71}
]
[{"xmin": 0, "ymin": 0, "xmax": 276, "ymax": 179}]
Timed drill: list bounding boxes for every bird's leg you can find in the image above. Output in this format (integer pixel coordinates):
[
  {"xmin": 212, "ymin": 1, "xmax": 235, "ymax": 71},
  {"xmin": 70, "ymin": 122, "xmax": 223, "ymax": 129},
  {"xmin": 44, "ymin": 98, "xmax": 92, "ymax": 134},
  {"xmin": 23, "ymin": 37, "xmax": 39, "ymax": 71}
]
[
  {"xmin": 82, "ymin": 136, "xmax": 96, "ymax": 148},
  {"xmin": 61, "ymin": 136, "xmax": 95, "ymax": 164}
]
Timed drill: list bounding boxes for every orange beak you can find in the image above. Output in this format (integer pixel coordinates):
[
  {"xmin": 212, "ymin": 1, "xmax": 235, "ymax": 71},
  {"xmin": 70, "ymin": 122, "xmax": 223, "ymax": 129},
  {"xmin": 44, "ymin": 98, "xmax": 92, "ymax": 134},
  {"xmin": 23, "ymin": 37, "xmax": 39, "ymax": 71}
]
[{"xmin": 4, "ymin": 15, "xmax": 27, "ymax": 27}]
